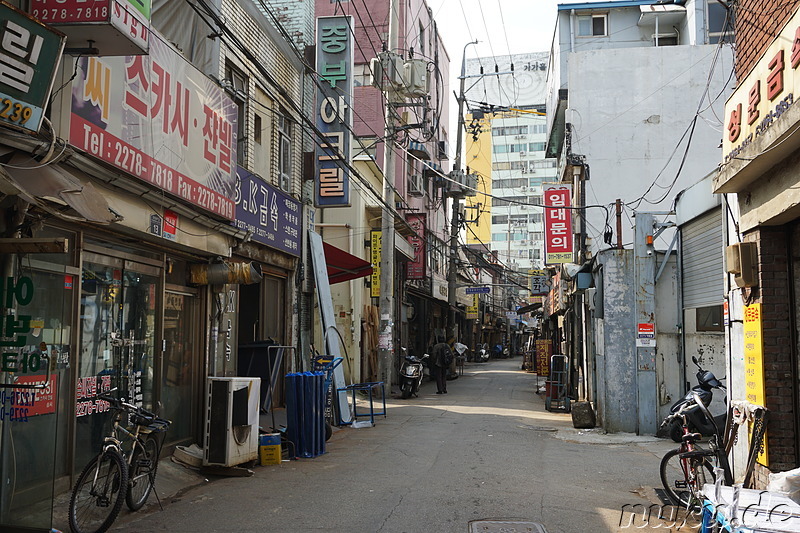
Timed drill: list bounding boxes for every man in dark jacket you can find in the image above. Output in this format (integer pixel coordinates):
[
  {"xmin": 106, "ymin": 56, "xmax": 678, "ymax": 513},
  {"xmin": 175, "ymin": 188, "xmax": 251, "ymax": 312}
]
[{"xmin": 431, "ymin": 337, "xmax": 451, "ymax": 394}]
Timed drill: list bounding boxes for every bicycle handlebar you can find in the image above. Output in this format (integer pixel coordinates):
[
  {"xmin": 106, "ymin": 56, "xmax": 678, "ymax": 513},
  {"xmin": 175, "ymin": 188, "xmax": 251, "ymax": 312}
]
[{"xmin": 97, "ymin": 392, "xmax": 169, "ymax": 428}]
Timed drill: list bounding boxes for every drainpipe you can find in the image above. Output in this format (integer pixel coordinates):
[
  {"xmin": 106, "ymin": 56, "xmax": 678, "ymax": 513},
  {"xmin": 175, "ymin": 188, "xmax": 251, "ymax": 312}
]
[{"xmin": 569, "ymin": 10, "xmax": 576, "ymax": 53}]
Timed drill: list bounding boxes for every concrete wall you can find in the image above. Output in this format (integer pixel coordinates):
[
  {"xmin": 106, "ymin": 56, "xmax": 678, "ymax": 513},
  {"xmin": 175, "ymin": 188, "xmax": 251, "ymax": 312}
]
[
  {"xmin": 655, "ymin": 252, "xmax": 682, "ymax": 423},
  {"xmin": 597, "ymin": 249, "xmax": 637, "ymax": 433},
  {"xmin": 567, "ymin": 43, "xmax": 732, "ymax": 254}
]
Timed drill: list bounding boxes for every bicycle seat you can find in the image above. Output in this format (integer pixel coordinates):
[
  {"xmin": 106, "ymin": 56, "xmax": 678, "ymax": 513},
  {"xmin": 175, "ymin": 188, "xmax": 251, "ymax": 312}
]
[{"xmin": 681, "ymin": 432, "xmax": 702, "ymax": 443}]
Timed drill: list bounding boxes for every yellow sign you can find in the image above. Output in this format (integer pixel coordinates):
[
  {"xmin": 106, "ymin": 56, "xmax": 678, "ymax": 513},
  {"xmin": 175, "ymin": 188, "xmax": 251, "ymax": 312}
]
[
  {"xmin": 466, "ymin": 294, "xmax": 479, "ymax": 319},
  {"xmin": 743, "ymin": 303, "xmax": 768, "ymax": 465},
  {"xmin": 370, "ymin": 230, "xmax": 381, "ymax": 297}
]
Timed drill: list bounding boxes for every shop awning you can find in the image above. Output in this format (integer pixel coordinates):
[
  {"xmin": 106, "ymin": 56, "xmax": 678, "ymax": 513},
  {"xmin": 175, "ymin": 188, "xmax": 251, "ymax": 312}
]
[
  {"xmin": 408, "ymin": 141, "xmax": 430, "ymax": 160},
  {"xmin": 517, "ymin": 302, "xmax": 542, "ymax": 315},
  {"xmin": 323, "ymin": 242, "xmax": 373, "ymax": 285},
  {"xmin": 1, "ymin": 152, "xmax": 120, "ymax": 223}
]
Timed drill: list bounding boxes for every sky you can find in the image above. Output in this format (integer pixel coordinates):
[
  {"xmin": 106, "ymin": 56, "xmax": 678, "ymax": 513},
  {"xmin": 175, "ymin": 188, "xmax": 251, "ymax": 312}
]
[
  {"xmin": 424, "ymin": 0, "xmax": 560, "ymax": 147},
  {"xmin": 426, "ymin": 0, "xmax": 560, "ymax": 66}
]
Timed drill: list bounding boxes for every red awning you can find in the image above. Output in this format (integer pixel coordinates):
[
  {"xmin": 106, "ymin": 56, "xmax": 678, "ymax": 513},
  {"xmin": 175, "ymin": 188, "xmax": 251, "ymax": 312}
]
[{"xmin": 322, "ymin": 242, "xmax": 373, "ymax": 285}]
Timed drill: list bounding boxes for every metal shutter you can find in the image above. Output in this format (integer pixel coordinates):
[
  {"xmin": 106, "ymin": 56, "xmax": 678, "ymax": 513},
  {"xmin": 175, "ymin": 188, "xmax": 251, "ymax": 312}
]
[{"xmin": 681, "ymin": 209, "xmax": 723, "ymax": 309}]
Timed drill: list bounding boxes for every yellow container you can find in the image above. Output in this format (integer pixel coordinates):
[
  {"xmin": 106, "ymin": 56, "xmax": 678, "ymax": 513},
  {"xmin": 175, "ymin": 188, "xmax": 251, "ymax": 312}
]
[
  {"xmin": 259, "ymin": 445, "xmax": 281, "ymax": 465},
  {"xmin": 259, "ymin": 433, "xmax": 281, "ymax": 465}
]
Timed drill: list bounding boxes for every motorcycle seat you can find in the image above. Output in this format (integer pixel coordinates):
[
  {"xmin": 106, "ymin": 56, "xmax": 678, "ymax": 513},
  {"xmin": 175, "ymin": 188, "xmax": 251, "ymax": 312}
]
[{"xmin": 681, "ymin": 432, "xmax": 703, "ymax": 443}]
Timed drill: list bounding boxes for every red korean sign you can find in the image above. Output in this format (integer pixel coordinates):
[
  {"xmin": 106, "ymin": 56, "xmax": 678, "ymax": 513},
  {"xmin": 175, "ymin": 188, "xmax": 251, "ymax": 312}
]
[
  {"xmin": 543, "ymin": 184, "xmax": 573, "ymax": 264},
  {"xmin": 69, "ymin": 29, "xmax": 237, "ymax": 220},
  {"xmin": 406, "ymin": 213, "xmax": 426, "ymax": 279},
  {"xmin": 13, "ymin": 374, "xmax": 57, "ymax": 416}
]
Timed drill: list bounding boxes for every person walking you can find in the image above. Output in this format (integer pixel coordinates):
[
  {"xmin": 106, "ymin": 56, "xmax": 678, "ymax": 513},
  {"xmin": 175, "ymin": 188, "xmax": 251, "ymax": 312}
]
[{"xmin": 431, "ymin": 337, "xmax": 452, "ymax": 394}]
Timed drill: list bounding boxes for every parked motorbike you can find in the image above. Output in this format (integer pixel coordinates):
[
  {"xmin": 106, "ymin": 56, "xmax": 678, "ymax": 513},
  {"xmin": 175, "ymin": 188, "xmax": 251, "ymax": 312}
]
[
  {"xmin": 663, "ymin": 356, "xmax": 727, "ymax": 443},
  {"xmin": 475, "ymin": 343, "xmax": 489, "ymax": 363},
  {"xmin": 399, "ymin": 348, "xmax": 429, "ymax": 399}
]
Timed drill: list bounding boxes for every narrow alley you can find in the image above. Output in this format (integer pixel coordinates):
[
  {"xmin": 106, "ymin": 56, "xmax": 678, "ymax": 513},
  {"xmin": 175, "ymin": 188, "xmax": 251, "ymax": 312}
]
[{"xmin": 68, "ymin": 358, "xmax": 678, "ymax": 533}]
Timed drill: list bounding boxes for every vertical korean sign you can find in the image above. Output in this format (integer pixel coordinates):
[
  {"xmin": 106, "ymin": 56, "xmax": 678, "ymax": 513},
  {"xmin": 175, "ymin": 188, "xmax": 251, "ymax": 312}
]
[
  {"xmin": 315, "ymin": 16, "xmax": 353, "ymax": 207},
  {"xmin": 69, "ymin": 30, "xmax": 237, "ymax": 219},
  {"xmin": 543, "ymin": 184, "xmax": 573, "ymax": 264},
  {"xmin": 370, "ymin": 230, "xmax": 381, "ymax": 297},
  {"xmin": 466, "ymin": 294, "xmax": 479, "ymax": 319},
  {"xmin": 0, "ymin": 3, "xmax": 65, "ymax": 134},
  {"xmin": 407, "ymin": 214, "xmax": 426, "ymax": 279},
  {"xmin": 743, "ymin": 303, "xmax": 768, "ymax": 464},
  {"xmin": 529, "ymin": 269, "xmax": 549, "ymax": 296}
]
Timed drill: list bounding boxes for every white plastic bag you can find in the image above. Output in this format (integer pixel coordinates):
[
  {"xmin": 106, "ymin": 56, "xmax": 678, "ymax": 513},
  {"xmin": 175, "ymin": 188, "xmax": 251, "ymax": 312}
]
[{"xmin": 767, "ymin": 467, "xmax": 800, "ymax": 504}]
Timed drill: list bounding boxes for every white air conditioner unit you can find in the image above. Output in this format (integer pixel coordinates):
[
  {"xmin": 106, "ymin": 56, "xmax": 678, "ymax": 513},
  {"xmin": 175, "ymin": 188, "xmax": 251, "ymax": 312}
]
[{"xmin": 204, "ymin": 377, "xmax": 261, "ymax": 467}]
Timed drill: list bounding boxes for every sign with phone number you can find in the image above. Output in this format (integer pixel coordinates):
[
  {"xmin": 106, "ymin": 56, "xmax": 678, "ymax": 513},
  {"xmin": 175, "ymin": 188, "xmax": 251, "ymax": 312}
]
[{"xmin": 0, "ymin": 3, "xmax": 66, "ymax": 134}]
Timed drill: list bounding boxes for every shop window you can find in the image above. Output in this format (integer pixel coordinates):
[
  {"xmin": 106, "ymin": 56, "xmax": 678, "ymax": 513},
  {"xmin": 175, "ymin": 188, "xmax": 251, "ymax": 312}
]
[
  {"xmin": 224, "ymin": 61, "xmax": 248, "ymax": 166},
  {"xmin": 696, "ymin": 305, "xmax": 724, "ymax": 332}
]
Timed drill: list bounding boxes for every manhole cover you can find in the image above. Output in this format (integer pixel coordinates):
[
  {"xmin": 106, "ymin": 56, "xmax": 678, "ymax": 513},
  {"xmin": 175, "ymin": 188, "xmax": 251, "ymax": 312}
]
[{"xmin": 469, "ymin": 520, "xmax": 548, "ymax": 533}]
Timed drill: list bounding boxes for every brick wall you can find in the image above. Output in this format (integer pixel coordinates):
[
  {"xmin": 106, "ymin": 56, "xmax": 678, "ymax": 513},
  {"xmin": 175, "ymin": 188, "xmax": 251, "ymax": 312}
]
[
  {"xmin": 222, "ymin": 0, "xmax": 305, "ymax": 197},
  {"xmin": 746, "ymin": 227, "xmax": 797, "ymax": 485},
  {"xmin": 735, "ymin": 0, "xmax": 800, "ymax": 82}
]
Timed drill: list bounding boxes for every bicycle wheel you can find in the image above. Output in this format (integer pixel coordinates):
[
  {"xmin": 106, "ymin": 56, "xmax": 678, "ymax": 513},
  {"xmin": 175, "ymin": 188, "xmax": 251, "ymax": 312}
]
[
  {"xmin": 659, "ymin": 448, "xmax": 715, "ymax": 509},
  {"xmin": 126, "ymin": 434, "xmax": 160, "ymax": 511},
  {"xmin": 69, "ymin": 449, "xmax": 128, "ymax": 533}
]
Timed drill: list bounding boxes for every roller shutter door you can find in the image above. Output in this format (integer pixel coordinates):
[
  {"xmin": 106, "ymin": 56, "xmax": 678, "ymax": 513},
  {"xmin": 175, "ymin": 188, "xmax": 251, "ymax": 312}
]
[{"xmin": 681, "ymin": 209, "xmax": 723, "ymax": 309}]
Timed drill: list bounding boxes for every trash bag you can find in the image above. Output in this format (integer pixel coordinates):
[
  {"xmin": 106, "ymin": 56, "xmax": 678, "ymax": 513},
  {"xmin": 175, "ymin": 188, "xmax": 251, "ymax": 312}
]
[{"xmin": 767, "ymin": 467, "xmax": 800, "ymax": 504}]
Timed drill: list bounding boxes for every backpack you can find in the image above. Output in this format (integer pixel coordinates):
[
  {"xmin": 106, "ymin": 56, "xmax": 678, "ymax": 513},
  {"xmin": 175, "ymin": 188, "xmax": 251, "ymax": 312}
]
[{"xmin": 443, "ymin": 346, "xmax": 454, "ymax": 366}]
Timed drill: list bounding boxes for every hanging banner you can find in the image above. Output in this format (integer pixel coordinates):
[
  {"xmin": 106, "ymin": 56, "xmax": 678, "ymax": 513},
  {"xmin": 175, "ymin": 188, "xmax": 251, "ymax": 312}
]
[
  {"xmin": 406, "ymin": 213, "xmax": 426, "ymax": 279},
  {"xmin": 370, "ymin": 230, "xmax": 381, "ymax": 297},
  {"xmin": 743, "ymin": 303, "xmax": 768, "ymax": 465},
  {"xmin": 69, "ymin": 30, "xmax": 237, "ymax": 219},
  {"xmin": 543, "ymin": 184, "xmax": 573, "ymax": 264},
  {"xmin": 315, "ymin": 16, "xmax": 353, "ymax": 207}
]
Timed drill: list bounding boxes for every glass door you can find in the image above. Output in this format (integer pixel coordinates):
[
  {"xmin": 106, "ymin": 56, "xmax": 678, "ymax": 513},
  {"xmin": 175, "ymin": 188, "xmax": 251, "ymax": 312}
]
[
  {"xmin": 0, "ymin": 267, "xmax": 74, "ymax": 531},
  {"xmin": 162, "ymin": 288, "xmax": 200, "ymax": 446},
  {"xmin": 75, "ymin": 255, "xmax": 159, "ymax": 472}
]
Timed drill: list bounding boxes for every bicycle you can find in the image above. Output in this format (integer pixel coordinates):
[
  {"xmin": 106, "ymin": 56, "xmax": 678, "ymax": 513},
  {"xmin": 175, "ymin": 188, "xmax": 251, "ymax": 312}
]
[
  {"xmin": 659, "ymin": 392, "xmax": 732, "ymax": 509},
  {"xmin": 68, "ymin": 393, "xmax": 171, "ymax": 533}
]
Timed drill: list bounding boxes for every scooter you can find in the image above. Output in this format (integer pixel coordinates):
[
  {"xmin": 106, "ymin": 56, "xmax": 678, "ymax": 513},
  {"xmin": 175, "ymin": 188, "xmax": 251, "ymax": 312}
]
[
  {"xmin": 475, "ymin": 343, "xmax": 489, "ymax": 363},
  {"xmin": 399, "ymin": 348, "xmax": 429, "ymax": 399},
  {"xmin": 663, "ymin": 356, "xmax": 727, "ymax": 443}
]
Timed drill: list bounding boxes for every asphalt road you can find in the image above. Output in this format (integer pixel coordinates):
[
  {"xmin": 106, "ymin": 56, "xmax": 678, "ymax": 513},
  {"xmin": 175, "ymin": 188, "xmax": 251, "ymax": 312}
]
[{"xmin": 97, "ymin": 357, "xmax": 678, "ymax": 533}]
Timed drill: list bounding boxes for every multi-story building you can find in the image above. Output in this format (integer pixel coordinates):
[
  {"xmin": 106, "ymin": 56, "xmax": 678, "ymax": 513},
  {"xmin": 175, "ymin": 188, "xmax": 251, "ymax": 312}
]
[
  {"xmin": 313, "ymin": 0, "xmax": 455, "ymax": 367},
  {"xmin": 0, "ymin": 1, "xmax": 309, "ymax": 529},
  {"xmin": 716, "ymin": 0, "xmax": 800, "ymax": 488},
  {"xmin": 462, "ymin": 52, "xmax": 555, "ymax": 350},
  {"xmin": 544, "ymin": 0, "xmax": 733, "ymax": 433}
]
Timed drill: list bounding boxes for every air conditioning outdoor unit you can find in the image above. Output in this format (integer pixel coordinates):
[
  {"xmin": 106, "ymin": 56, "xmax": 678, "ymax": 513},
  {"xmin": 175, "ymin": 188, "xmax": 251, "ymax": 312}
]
[{"xmin": 204, "ymin": 377, "xmax": 261, "ymax": 467}]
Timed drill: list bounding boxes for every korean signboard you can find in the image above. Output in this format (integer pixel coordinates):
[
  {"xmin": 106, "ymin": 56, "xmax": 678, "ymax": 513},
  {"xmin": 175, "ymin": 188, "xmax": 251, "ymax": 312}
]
[
  {"xmin": 0, "ymin": 2, "xmax": 65, "ymax": 134},
  {"xmin": 722, "ymin": 7, "xmax": 800, "ymax": 166},
  {"xmin": 315, "ymin": 16, "xmax": 353, "ymax": 207},
  {"xmin": 529, "ymin": 269, "xmax": 549, "ymax": 295},
  {"xmin": 744, "ymin": 303, "xmax": 768, "ymax": 464},
  {"xmin": 234, "ymin": 167, "xmax": 301, "ymax": 257},
  {"xmin": 407, "ymin": 213, "xmax": 425, "ymax": 279},
  {"xmin": 466, "ymin": 294, "xmax": 478, "ymax": 319},
  {"xmin": 370, "ymin": 230, "xmax": 381, "ymax": 297},
  {"xmin": 535, "ymin": 339, "xmax": 552, "ymax": 376},
  {"xmin": 69, "ymin": 29, "xmax": 237, "ymax": 220},
  {"xmin": 30, "ymin": 0, "xmax": 151, "ymax": 55},
  {"xmin": 543, "ymin": 184, "xmax": 573, "ymax": 264}
]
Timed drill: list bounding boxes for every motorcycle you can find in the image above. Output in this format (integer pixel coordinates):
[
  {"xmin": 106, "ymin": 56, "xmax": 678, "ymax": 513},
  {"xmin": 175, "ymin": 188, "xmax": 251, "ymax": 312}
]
[
  {"xmin": 399, "ymin": 347, "xmax": 429, "ymax": 399},
  {"xmin": 663, "ymin": 356, "xmax": 727, "ymax": 443},
  {"xmin": 475, "ymin": 343, "xmax": 489, "ymax": 363}
]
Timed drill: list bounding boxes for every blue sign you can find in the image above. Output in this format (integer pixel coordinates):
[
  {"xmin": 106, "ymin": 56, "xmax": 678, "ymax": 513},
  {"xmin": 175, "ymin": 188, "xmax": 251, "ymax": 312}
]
[
  {"xmin": 465, "ymin": 286, "xmax": 491, "ymax": 294},
  {"xmin": 315, "ymin": 16, "xmax": 353, "ymax": 207},
  {"xmin": 233, "ymin": 167, "xmax": 301, "ymax": 257}
]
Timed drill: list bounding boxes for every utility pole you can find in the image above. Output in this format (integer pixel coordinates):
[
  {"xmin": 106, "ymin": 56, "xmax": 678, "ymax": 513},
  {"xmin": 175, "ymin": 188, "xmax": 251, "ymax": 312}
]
[
  {"xmin": 377, "ymin": 0, "xmax": 399, "ymax": 388},
  {"xmin": 447, "ymin": 40, "xmax": 478, "ymax": 342}
]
